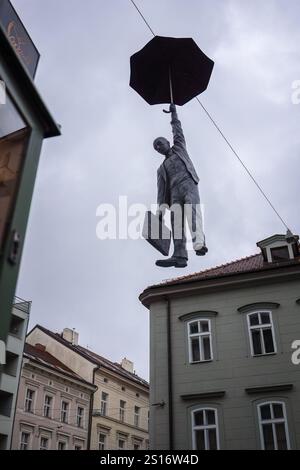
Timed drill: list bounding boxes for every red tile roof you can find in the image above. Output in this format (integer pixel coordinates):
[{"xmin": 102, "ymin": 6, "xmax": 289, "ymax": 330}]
[
  {"xmin": 144, "ymin": 252, "xmax": 300, "ymax": 290},
  {"xmin": 32, "ymin": 325, "xmax": 149, "ymax": 389},
  {"xmin": 24, "ymin": 343, "xmax": 95, "ymax": 388}
]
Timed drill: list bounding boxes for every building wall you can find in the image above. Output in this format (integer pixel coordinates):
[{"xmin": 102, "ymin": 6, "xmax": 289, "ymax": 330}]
[
  {"xmin": 90, "ymin": 369, "xmax": 149, "ymax": 450},
  {"xmin": 11, "ymin": 361, "xmax": 93, "ymax": 450},
  {"xmin": 0, "ymin": 302, "xmax": 29, "ymax": 450},
  {"xmin": 26, "ymin": 330, "xmax": 94, "ymax": 383},
  {"xmin": 150, "ymin": 277, "xmax": 300, "ymax": 450}
]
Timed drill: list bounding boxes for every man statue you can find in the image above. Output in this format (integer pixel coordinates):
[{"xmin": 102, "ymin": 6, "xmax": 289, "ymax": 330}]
[{"xmin": 153, "ymin": 103, "xmax": 207, "ymax": 268}]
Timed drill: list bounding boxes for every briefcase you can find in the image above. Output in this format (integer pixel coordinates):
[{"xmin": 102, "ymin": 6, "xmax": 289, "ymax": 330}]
[{"xmin": 142, "ymin": 211, "xmax": 171, "ymax": 256}]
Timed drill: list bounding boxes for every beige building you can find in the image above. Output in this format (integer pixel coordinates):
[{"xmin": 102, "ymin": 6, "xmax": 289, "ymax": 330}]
[
  {"xmin": 11, "ymin": 342, "xmax": 96, "ymax": 450},
  {"xmin": 26, "ymin": 325, "xmax": 150, "ymax": 450}
]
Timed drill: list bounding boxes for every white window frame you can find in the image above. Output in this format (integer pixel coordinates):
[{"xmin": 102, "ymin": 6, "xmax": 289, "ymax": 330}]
[
  {"xmin": 77, "ymin": 406, "xmax": 85, "ymax": 428},
  {"xmin": 192, "ymin": 407, "xmax": 220, "ymax": 450},
  {"xmin": 60, "ymin": 400, "xmax": 69, "ymax": 424},
  {"xmin": 24, "ymin": 388, "xmax": 35, "ymax": 413},
  {"xmin": 247, "ymin": 310, "xmax": 277, "ymax": 356},
  {"xmin": 100, "ymin": 392, "xmax": 108, "ymax": 416},
  {"xmin": 99, "ymin": 433, "xmax": 107, "ymax": 450},
  {"xmin": 43, "ymin": 394, "xmax": 53, "ymax": 418},
  {"xmin": 20, "ymin": 431, "xmax": 31, "ymax": 450},
  {"xmin": 40, "ymin": 436, "xmax": 50, "ymax": 450},
  {"xmin": 258, "ymin": 401, "xmax": 291, "ymax": 450},
  {"xmin": 134, "ymin": 406, "xmax": 140, "ymax": 427},
  {"xmin": 188, "ymin": 319, "xmax": 213, "ymax": 363},
  {"xmin": 119, "ymin": 400, "xmax": 126, "ymax": 423}
]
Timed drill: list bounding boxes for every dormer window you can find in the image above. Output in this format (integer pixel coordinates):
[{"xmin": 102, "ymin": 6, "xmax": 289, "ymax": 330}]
[
  {"xmin": 270, "ymin": 246, "xmax": 290, "ymax": 262},
  {"xmin": 257, "ymin": 233, "xmax": 299, "ymax": 264}
]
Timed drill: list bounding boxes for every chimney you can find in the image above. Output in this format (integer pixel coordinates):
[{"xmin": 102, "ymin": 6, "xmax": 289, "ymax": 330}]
[
  {"xmin": 62, "ymin": 328, "xmax": 79, "ymax": 346},
  {"xmin": 121, "ymin": 357, "xmax": 134, "ymax": 373}
]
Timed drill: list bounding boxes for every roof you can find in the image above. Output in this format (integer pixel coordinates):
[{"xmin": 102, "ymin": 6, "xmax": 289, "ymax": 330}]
[
  {"xmin": 24, "ymin": 343, "xmax": 96, "ymax": 389},
  {"xmin": 139, "ymin": 251, "xmax": 300, "ymax": 305},
  {"xmin": 32, "ymin": 325, "xmax": 149, "ymax": 389}
]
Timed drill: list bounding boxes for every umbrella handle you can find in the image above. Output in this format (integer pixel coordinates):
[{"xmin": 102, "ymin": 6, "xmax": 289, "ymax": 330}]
[{"xmin": 162, "ymin": 67, "xmax": 174, "ymax": 113}]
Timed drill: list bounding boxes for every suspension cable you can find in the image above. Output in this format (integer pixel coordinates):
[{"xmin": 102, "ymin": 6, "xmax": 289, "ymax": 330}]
[{"xmin": 129, "ymin": 0, "xmax": 291, "ymax": 232}]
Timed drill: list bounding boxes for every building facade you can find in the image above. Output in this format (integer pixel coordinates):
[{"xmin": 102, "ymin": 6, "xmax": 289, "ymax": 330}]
[
  {"xmin": 11, "ymin": 342, "xmax": 96, "ymax": 450},
  {"xmin": 26, "ymin": 325, "xmax": 149, "ymax": 450},
  {"xmin": 140, "ymin": 233, "xmax": 300, "ymax": 450},
  {"xmin": 0, "ymin": 297, "xmax": 30, "ymax": 450}
]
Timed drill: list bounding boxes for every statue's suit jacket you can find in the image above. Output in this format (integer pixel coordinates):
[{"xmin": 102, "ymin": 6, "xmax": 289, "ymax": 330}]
[{"xmin": 157, "ymin": 113, "xmax": 199, "ymax": 207}]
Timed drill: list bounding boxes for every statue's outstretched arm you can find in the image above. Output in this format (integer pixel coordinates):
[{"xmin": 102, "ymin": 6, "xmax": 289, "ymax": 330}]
[{"xmin": 170, "ymin": 104, "xmax": 186, "ymax": 148}]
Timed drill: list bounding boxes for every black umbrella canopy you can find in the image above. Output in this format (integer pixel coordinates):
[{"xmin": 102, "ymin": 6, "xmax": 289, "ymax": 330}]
[{"xmin": 130, "ymin": 36, "xmax": 214, "ymax": 106}]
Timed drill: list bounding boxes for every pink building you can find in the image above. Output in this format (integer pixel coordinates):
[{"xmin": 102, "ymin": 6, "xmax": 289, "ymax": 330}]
[{"xmin": 11, "ymin": 343, "xmax": 96, "ymax": 450}]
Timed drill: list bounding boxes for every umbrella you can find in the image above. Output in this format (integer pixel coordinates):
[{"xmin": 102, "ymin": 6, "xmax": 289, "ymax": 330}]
[{"xmin": 130, "ymin": 35, "xmax": 214, "ymax": 107}]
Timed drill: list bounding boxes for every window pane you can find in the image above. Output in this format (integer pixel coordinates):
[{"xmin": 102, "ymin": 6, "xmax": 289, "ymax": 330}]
[
  {"xmin": 208, "ymin": 429, "xmax": 217, "ymax": 450},
  {"xmin": 195, "ymin": 430, "xmax": 205, "ymax": 450},
  {"xmin": 260, "ymin": 312, "xmax": 270, "ymax": 324},
  {"xmin": 263, "ymin": 424, "xmax": 275, "ymax": 450},
  {"xmin": 249, "ymin": 314, "xmax": 259, "ymax": 326},
  {"xmin": 252, "ymin": 330, "xmax": 262, "ymax": 355},
  {"xmin": 190, "ymin": 322, "xmax": 199, "ymax": 334},
  {"xmin": 191, "ymin": 338, "xmax": 200, "ymax": 362},
  {"xmin": 275, "ymin": 423, "xmax": 288, "ymax": 450},
  {"xmin": 273, "ymin": 404, "xmax": 284, "ymax": 419},
  {"xmin": 200, "ymin": 321, "xmax": 209, "ymax": 333},
  {"xmin": 206, "ymin": 410, "xmax": 216, "ymax": 425},
  {"xmin": 194, "ymin": 410, "xmax": 204, "ymax": 426},
  {"xmin": 260, "ymin": 405, "xmax": 271, "ymax": 421},
  {"xmin": 202, "ymin": 336, "xmax": 211, "ymax": 361},
  {"xmin": 263, "ymin": 329, "xmax": 275, "ymax": 353}
]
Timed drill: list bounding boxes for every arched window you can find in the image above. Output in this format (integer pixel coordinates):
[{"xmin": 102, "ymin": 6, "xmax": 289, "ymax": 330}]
[
  {"xmin": 188, "ymin": 319, "xmax": 213, "ymax": 363},
  {"xmin": 192, "ymin": 408, "xmax": 219, "ymax": 450},
  {"xmin": 247, "ymin": 311, "xmax": 276, "ymax": 356},
  {"xmin": 258, "ymin": 401, "xmax": 290, "ymax": 450}
]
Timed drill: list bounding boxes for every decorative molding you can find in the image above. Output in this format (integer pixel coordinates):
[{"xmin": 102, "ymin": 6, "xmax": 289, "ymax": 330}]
[
  {"xmin": 245, "ymin": 384, "xmax": 293, "ymax": 395},
  {"xmin": 181, "ymin": 391, "xmax": 225, "ymax": 401},
  {"xmin": 178, "ymin": 311, "xmax": 218, "ymax": 322},
  {"xmin": 238, "ymin": 302, "xmax": 280, "ymax": 314}
]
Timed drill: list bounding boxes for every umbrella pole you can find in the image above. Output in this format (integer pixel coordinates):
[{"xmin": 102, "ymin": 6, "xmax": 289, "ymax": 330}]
[{"xmin": 169, "ymin": 67, "xmax": 174, "ymax": 104}]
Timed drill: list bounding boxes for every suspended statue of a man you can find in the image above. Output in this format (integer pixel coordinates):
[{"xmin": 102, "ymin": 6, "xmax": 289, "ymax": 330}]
[{"xmin": 153, "ymin": 103, "xmax": 207, "ymax": 268}]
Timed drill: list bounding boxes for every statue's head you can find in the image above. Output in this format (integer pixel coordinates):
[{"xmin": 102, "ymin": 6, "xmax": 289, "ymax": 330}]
[{"xmin": 153, "ymin": 137, "xmax": 170, "ymax": 156}]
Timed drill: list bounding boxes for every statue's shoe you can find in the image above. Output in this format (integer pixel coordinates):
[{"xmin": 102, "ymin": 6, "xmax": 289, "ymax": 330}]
[
  {"xmin": 156, "ymin": 257, "xmax": 187, "ymax": 268},
  {"xmin": 196, "ymin": 246, "xmax": 208, "ymax": 256}
]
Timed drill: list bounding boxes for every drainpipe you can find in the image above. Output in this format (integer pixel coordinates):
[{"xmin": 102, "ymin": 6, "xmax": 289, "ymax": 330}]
[
  {"xmin": 166, "ymin": 296, "xmax": 174, "ymax": 450},
  {"xmin": 87, "ymin": 366, "xmax": 99, "ymax": 449}
]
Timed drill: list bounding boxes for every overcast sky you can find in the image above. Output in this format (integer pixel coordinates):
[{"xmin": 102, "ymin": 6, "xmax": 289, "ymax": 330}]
[{"xmin": 13, "ymin": 0, "xmax": 300, "ymax": 381}]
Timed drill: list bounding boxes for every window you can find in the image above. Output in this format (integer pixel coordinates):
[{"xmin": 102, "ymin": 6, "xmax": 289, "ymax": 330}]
[
  {"xmin": 24, "ymin": 389, "xmax": 35, "ymax": 413},
  {"xmin": 75, "ymin": 445, "xmax": 82, "ymax": 451},
  {"xmin": 192, "ymin": 408, "xmax": 219, "ymax": 450},
  {"xmin": 40, "ymin": 437, "xmax": 49, "ymax": 450},
  {"xmin": 134, "ymin": 406, "xmax": 140, "ymax": 427},
  {"xmin": 58, "ymin": 441, "xmax": 67, "ymax": 450},
  {"xmin": 100, "ymin": 392, "xmax": 108, "ymax": 416},
  {"xmin": 118, "ymin": 438, "xmax": 126, "ymax": 450},
  {"xmin": 43, "ymin": 395, "xmax": 52, "ymax": 418},
  {"xmin": 258, "ymin": 402, "xmax": 290, "ymax": 450},
  {"xmin": 134, "ymin": 443, "xmax": 140, "ymax": 450},
  {"xmin": 271, "ymin": 246, "xmax": 290, "ymax": 262},
  {"xmin": 119, "ymin": 400, "xmax": 126, "ymax": 423},
  {"xmin": 77, "ymin": 406, "xmax": 84, "ymax": 428},
  {"xmin": 20, "ymin": 432, "xmax": 30, "ymax": 450},
  {"xmin": 99, "ymin": 433, "xmax": 106, "ymax": 451},
  {"xmin": 247, "ymin": 311, "xmax": 276, "ymax": 356},
  {"xmin": 188, "ymin": 319, "xmax": 212, "ymax": 363},
  {"xmin": 61, "ymin": 401, "xmax": 69, "ymax": 423}
]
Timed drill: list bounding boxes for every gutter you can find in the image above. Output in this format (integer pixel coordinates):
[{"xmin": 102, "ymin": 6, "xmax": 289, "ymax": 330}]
[
  {"xmin": 87, "ymin": 366, "xmax": 99, "ymax": 450},
  {"xmin": 166, "ymin": 297, "xmax": 174, "ymax": 450}
]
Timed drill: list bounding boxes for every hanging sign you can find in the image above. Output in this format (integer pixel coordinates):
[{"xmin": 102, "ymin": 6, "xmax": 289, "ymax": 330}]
[{"xmin": 0, "ymin": 0, "xmax": 40, "ymax": 79}]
